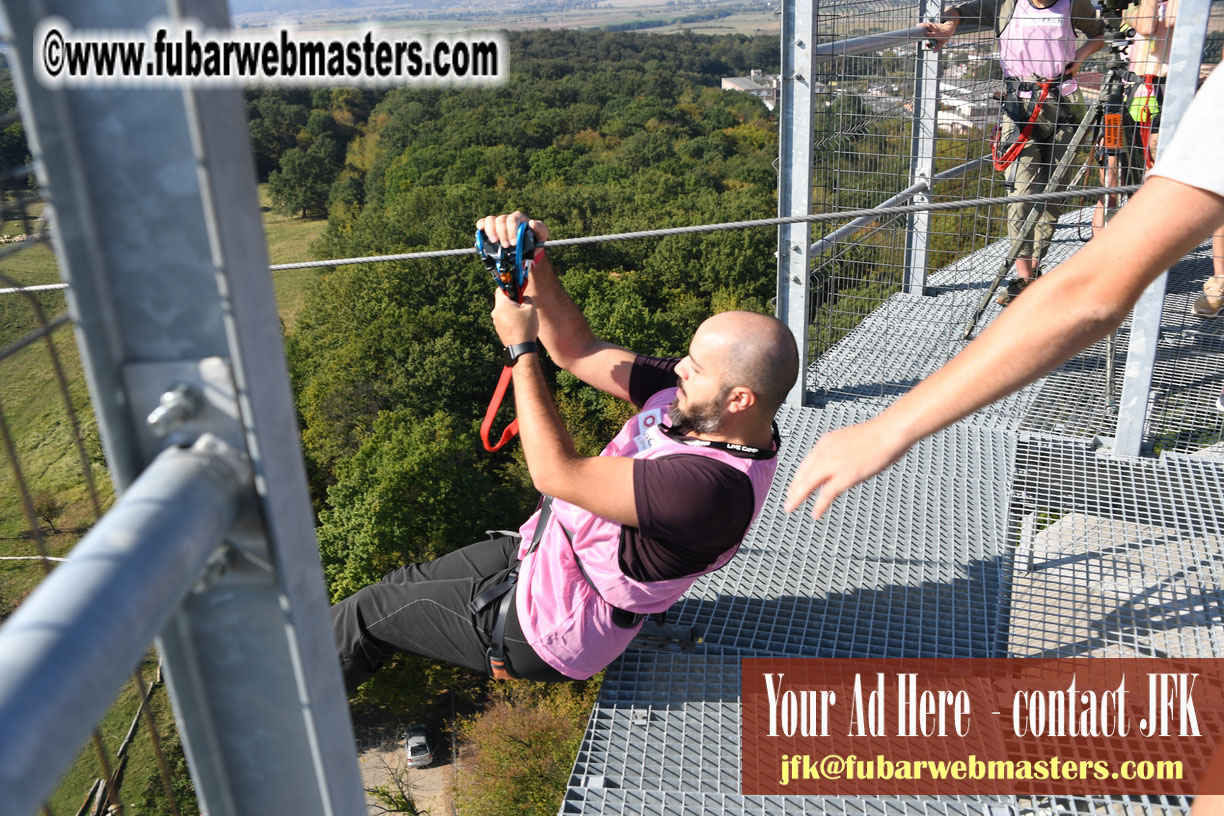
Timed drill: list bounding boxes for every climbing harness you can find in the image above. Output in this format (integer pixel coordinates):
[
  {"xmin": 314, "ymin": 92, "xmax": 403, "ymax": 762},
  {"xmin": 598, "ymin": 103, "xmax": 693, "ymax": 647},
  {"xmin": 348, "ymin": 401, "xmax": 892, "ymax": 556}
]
[
  {"xmin": 469, "ymin": 497, "xmax": 555, "ymax": 680},
  {"xmin": 476, "ymin": 223, "xmax": 539, "ymax": 452},
  {"xmin": 470, "ymin": 496, "xmax": 698, "ymax": 679},
  {"xmin": 992, "ymin": 79, "xmax": 1055, "ymax": 172}
]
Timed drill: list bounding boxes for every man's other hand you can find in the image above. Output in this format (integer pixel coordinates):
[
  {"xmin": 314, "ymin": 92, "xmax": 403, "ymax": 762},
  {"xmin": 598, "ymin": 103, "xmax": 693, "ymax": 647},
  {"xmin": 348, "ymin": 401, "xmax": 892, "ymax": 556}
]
[
  {"xmin": 920, "ymin": 19, "xmax": 957, "ymax": 51},
  {"xmin": 492, "ymin": 288, "xmax": 539, "ymax": 348}
]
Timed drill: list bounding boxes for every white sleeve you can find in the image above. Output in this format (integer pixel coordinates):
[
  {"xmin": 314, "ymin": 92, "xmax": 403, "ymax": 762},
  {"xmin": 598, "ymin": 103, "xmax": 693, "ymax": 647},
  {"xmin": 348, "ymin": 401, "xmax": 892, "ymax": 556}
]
[{"xmin": 1148, "ymin": 66, "xmax": 1224, "ymax": 198}]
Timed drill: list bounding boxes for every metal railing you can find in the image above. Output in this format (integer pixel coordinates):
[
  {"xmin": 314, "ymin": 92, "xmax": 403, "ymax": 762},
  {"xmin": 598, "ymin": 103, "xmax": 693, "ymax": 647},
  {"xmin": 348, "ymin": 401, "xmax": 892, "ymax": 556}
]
[{"xmin": 0, "ymin": 437, "xmax": 248, "ymax": 813}]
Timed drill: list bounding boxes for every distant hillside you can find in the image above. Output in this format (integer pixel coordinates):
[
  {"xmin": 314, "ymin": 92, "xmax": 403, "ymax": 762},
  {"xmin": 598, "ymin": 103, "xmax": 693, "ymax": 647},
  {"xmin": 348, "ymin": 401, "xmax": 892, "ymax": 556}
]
[{"xmin": 229, "ymin": 0, "xmax": 433, "ymax": 15}]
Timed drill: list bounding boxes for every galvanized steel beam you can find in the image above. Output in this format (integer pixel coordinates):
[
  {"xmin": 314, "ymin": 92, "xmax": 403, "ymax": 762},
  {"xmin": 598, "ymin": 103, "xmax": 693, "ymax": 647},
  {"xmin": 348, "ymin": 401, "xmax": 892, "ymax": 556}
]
[
  {"xmin": 0, "ymin": 437, "xmax": 248, "ymax": 816},
  {"xmin": 777, "ymin": 0, "xmax": 819, "ymax": 406},
  {"xmin": 903, "ymin": 0, "xmax": 943, "ymax": 295},
  {"xmin": 1113, "ymin": 0, "xmax": 1209, "ymax": 456}
]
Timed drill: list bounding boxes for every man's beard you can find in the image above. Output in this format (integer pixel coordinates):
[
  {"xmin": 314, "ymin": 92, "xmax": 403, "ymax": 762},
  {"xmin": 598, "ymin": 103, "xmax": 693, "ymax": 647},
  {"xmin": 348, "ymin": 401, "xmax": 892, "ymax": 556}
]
[{"xmin": 668, "ymin": 388, "xmax": 727, "ymax": 435}]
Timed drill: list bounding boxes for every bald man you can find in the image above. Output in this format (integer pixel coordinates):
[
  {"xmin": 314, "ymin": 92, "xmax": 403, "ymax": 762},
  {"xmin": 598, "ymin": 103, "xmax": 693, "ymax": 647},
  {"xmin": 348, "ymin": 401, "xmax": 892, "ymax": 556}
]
[{"xmin": 331, "ymin": 213, "xmax": 799, "ymax": 689}]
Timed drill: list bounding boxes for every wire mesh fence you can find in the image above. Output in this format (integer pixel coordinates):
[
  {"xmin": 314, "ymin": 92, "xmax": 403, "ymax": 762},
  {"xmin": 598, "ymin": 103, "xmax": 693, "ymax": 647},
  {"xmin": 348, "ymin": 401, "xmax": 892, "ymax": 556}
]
[{"xmin": 807, "ymin": 0, "xmax": 997, "ymax": 394}]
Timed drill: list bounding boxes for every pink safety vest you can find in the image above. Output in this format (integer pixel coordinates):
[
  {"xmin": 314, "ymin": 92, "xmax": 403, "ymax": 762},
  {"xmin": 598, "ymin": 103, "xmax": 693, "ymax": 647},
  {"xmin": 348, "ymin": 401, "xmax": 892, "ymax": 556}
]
[
  {"xmin": 514, "ymin": 386, "xmax": 778, "ymax": 679},
  {"xmin": 999, "ymin": 0, "xmax": 1079, "ymax": 95}
]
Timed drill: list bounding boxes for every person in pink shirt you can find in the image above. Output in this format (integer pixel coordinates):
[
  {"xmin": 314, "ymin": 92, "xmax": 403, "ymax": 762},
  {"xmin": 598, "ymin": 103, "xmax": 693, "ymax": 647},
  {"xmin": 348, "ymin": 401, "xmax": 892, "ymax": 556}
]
[
  {"xmin": 924, "ymin": 0, "xmax": 1103, "ymax": 305},
  {"xmin": 331, "ymin": 212, "xmax": 798, "ymax": 690}
]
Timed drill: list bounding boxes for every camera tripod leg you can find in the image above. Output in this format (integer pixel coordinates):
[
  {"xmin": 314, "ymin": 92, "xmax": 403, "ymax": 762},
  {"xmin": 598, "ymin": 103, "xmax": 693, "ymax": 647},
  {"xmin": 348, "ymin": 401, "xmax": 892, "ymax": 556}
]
[{"xmin": 962, "ymin": 228, "xmax": 1038, "ymax": 340}]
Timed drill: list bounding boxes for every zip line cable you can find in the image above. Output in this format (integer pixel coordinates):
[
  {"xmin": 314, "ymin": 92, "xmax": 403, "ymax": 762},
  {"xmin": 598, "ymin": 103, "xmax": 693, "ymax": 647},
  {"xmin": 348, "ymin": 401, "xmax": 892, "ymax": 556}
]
[
  {"xmin": 0, "ymin": 184, "xmax": 1140, "ymax": 293},
  {"xmin": 269, "ymin": 184, "xmax": 1140, "ymax": 270}
]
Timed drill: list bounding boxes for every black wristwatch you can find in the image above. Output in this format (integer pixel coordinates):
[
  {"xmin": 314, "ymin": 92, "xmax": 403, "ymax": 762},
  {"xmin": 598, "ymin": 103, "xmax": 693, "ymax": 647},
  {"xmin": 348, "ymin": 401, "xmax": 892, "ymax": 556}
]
[{"xmin": 502, "ymin": 341, "xmax": 539, "ymax": 367}]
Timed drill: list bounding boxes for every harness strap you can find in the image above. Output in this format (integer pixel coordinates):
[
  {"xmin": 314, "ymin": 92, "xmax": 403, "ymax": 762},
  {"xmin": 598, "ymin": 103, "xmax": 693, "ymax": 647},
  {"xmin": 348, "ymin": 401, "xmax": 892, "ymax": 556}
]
[
  {"xmin": 477, "ymin": 224, "xmax": 538, "ymax": 453},
  {"xmin": 470, "ymin": 564, "xmax": 518, "ymax": 614},
  {"xmin": 473, "ymin": 498, "xmax": 555, "ymax": 679},
  {"xmin": 486, "ymin": 587, "xmax": 517, "ymax": 679},
  {"xmin": 993, "ymin": 80, "xmax": 1052, "ymax": 172},
  {"xmin": 478, "ymin": 493, "xmax": 661, "ymax": 679},
  {"xmin": 524, "ymin": 496, "xmax": 554, "ymax": 558}
]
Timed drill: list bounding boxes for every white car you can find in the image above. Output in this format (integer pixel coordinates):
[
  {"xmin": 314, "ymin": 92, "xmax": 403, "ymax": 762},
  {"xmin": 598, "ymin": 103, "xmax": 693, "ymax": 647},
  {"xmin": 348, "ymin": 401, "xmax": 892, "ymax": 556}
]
[{"xmin": 403, "ymin": 724, "xmax": 433, "ymax": 769}]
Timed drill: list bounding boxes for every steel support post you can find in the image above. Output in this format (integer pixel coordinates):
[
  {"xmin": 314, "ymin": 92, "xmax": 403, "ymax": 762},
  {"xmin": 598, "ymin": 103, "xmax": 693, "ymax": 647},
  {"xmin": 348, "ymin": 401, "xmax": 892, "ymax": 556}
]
[
  {"xmin": 903, "ymin": 0, "xmax": 942, "ymax": 295},
  {"xmin": 1113, "ymin": 0, "xmax": 1208, "ymax": 456},
  {"xmin": 0, "ymin": 1, "xmax": 365, "ymax": 814},
  {"xmin": 777, "ymin": 0, "xmax": 819, "ymax": 406}
]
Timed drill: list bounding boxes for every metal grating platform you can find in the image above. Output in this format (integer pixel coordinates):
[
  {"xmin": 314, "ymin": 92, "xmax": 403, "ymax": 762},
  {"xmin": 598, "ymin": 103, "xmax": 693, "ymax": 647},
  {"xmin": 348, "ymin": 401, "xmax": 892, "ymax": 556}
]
[
  {"xmin": 1005, "ymin": 440, "xmax": 1224, "ymax": 660},
  {"xmin": 563, "ymin": 219, "xmax": 1224, "ymax": 815},
  {"xmin": 563, "ymin": 789, "xmax": 1016, "ymax": 816},
  {"xmin": 814, "ymin": 211, "xmax": 1224, "ymax": 452},
  {"xmin": 568, "ymin": 653, "xmax": 1013, "ymax": 810},
  {"xmin": 1018, "ymin": 239, "xmax": 1224, "ymax": 451},
  {"xmin": 814, "ymin": 212, "xmax": 1107, "ymax": 429},
  {"xmin": 1124, "ymin": 249, "xmax": 1224, "ymax": 455},
  {"xmin": 667, "ymin": 401, "xmax": 1014, "ymax": 659}
]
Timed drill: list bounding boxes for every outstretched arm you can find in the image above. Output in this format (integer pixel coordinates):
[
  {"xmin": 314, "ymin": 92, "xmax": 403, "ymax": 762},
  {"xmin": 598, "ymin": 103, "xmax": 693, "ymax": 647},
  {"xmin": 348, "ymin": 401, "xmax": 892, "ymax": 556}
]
[
  {"xmin": 477, "ymin": 211, "xmax": 638, "ymax": 403},
  {"xmin": 783, "ymin": 176, "xmax": 1224, "ymax": 519},
  {"xmin": 489, "ymin": 289, "xmax": 638, "ymax": 524}
]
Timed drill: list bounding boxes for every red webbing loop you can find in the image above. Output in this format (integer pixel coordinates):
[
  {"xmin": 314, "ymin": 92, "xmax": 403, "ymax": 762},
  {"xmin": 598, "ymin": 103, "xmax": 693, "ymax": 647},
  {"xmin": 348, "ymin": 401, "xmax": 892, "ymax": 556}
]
[
  {"xmin": 481, "ymin": 365, "xmax": 519, "ymax": 452},
  {"xmin": 478, "ymin": 243, "xmax": 542, "ymax": 453}
]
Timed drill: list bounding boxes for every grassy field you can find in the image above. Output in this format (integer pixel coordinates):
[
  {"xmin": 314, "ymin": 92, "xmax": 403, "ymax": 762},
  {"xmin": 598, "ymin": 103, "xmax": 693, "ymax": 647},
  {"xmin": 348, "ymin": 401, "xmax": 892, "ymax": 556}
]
[
  {"xmin": 45, "ymin": 656, "xmax": 186, "ymax": 816},
  {"xmin": 260, "ymin": 184, "xmax": 330, "ymax": 331},
  {"xmin": 0, "ymin": 186, "xmax": 326, "ymax": 592},
  {"xmin": 0, "ymin": 186, "xmax": 327, "ymax": 814},
  {"xmin": 236, "ymin": 0, "xmax": 781, "ymax": 37}
]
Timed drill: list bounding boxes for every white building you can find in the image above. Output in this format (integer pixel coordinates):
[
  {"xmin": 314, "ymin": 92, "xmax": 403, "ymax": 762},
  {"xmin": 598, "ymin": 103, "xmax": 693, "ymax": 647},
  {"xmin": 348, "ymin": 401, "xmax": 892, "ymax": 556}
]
[{"xmin": 722, "ymin": 69, "xmax": 780, "ymax": 110}]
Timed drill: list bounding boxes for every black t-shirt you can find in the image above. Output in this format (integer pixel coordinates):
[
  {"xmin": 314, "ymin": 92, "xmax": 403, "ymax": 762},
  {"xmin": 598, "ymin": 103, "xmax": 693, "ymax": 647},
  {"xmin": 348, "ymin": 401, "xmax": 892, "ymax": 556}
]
[{"xmin": 619, "ymin": 355, "xmax": 757, "ymax": 582}]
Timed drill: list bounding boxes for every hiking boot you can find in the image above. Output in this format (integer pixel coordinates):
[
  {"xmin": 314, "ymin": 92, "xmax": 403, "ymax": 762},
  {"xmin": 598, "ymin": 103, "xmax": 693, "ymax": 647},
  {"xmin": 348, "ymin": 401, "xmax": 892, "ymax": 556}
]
[
  {"xmin": 996, "ymin": 276, "xmax": 1032, "ymax": 307},
  {"xmin": 1192, "ymin": 276, "xmax": 1224, "ymax": 317}
]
